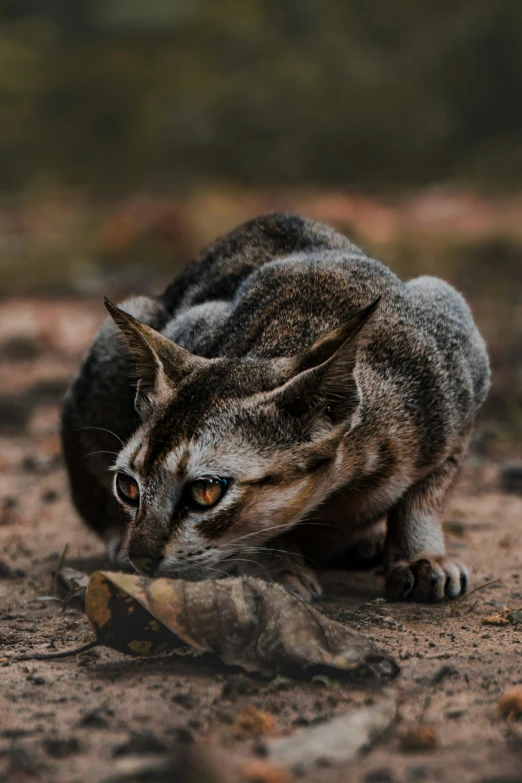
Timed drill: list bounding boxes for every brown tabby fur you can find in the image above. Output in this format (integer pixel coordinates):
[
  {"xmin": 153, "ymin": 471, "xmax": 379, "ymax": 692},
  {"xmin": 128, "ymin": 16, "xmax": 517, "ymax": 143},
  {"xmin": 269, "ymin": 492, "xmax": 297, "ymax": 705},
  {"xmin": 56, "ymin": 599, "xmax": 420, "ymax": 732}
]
[{"xmin": 61, "ymin": 214, "xmax": 490, "ymax": 601}]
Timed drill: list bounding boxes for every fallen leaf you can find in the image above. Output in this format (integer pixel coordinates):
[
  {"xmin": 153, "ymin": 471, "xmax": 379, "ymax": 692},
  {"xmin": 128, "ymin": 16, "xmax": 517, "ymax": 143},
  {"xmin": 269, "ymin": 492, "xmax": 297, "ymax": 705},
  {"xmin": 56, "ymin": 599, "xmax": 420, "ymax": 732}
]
[
  {"xmin": 399, "ymin": 725, "xmax": 439, "ymax": 753},
  {"xmin": 85, "ymin": 572, "xmax": 399, "ymax": 680},
  {"xmin": 482, "ymin": 607, "xmax": 511, "ymax": 626},
  {"xmin": 107, "ymin": 741, "xmax": 241, "ymax": 783},
  {"xmin": 498, "ymin": 687, "xmax": 522, "ymax": 721},
  {"xmin": 240, "ymin": 759, "xmax": 294, "ymax": 783},
  {"xmin": 265, "ymin": 690, "xmax": 396, "ymax": 770},
  {"xmin": 234, "ymin": 706, "xmax": 277, "ymax": 737}
]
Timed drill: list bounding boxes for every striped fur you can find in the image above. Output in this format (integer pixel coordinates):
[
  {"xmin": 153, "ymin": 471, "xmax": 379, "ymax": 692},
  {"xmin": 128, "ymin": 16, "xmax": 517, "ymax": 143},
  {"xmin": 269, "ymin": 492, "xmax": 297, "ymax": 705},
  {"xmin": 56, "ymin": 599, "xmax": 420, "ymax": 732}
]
[{"xmin": 61, "ymin": 214, "xmax": 490, "ymax": 601}]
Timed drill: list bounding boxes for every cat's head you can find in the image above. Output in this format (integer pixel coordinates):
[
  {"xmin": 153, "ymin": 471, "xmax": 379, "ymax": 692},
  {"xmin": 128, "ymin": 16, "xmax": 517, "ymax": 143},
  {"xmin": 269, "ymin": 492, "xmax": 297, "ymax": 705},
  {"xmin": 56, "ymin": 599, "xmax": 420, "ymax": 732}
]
[{"xmin": 105, "ymin": 297, "xmax": 378, "ymax": 579}]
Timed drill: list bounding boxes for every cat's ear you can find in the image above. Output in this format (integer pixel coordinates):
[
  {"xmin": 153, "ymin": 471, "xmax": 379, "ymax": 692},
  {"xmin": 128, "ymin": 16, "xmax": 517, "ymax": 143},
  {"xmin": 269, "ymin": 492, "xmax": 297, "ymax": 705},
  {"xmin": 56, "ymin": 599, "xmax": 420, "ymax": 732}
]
[
  {"xmin": 269, "ymin": 298, "xmax": 380, "ymax": 425},
  {"xmin": 104, "ymin": 299, "xmax": 205, "ymax": 410}
]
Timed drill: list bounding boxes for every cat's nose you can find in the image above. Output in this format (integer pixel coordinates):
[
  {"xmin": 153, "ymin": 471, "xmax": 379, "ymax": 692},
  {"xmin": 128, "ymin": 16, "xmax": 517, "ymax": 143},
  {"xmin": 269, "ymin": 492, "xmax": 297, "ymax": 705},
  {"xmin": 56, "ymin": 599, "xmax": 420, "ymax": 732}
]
[
  {"xmin": 131, "ymin": 556, "xmax": 160, "ymax": 575},
  {"xmin": 128, "ymin": 548, "xmax": 162, "ymax": 576}
]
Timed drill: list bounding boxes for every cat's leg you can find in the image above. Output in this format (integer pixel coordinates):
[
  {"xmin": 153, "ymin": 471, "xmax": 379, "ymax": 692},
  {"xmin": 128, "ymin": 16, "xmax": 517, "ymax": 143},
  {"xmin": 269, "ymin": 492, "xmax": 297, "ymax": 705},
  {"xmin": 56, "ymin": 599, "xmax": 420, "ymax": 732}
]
[
  {"xmin": 328, "ymin": 519, "xmax": 386, "ymax": 571},
  {"xmin": 384, "ymin": 439, "xmax": 470, "ymax": 602}
]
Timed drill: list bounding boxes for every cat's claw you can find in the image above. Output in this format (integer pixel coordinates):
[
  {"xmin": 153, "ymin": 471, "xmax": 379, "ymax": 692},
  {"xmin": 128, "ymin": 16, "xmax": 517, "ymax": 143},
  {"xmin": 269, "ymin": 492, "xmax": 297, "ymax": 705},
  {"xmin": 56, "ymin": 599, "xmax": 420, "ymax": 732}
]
[
  {"xmin": 278, "ymin": 567, "xmax": 323, "ymax": 603},
  {"xmin": 385, "ymin": 556, "xmax": 468, "ymax": 602}
]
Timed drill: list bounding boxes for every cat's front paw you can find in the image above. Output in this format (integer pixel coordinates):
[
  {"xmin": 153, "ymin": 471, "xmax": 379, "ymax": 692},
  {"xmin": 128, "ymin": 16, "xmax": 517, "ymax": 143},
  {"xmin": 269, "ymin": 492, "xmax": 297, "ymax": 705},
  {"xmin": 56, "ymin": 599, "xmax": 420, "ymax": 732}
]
[
  {"xmin": 277, "ymin": 566, "xmax": 323, "ymax": 603},
  {"xmin": 385, "ymin": 557, "xmax": 468, "ymax": 602}
]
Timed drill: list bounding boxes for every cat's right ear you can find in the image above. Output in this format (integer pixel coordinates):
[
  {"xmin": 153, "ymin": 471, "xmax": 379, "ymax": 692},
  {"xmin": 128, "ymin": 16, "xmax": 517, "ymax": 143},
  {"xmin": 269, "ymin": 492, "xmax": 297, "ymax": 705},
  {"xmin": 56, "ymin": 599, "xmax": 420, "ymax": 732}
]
[
  {"xmin": 262, "ymin": 297, "xmax": 380, "ymax": 428},
  {"xmin": 104, "ymin": 299, "xmax": 206, "ymax": 412}
]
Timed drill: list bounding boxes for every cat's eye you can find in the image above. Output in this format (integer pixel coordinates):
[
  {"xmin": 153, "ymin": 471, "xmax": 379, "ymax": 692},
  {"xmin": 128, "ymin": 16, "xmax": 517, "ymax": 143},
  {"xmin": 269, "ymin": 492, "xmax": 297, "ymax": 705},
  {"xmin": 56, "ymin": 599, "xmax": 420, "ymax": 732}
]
[
  {"xmin": 115, "ymin": 472, "xmax": 140, "ymax": 507},
  {"xmin": 188, "ymin": 477, "xmax": 228, "ymax": 509}
]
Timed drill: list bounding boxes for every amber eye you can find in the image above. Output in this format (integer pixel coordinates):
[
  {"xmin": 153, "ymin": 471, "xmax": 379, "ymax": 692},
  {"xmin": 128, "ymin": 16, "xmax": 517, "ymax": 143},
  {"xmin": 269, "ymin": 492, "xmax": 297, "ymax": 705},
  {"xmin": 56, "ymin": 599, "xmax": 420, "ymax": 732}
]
[
  {"xmin": 188, "ymin": 478, "xmax": 228, "ymax": 509},
  {"xmin": 115, "ymin": 472, "xmax": 140, "ymax": 507}
]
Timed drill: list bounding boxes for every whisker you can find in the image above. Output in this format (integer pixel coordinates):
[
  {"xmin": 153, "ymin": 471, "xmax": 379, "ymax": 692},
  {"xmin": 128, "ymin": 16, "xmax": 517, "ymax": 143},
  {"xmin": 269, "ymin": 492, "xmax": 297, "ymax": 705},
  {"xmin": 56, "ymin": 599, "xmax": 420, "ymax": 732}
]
[
  {"xmin": 75, "ymin": 427, "xmax": 125, "ymax": 446},
  {"xmin": 225, "ymin": 557, "xmax": 273, "ymax": 581},
  {"xmin": 230, "ymin": 523, "xmax": 296, "ymax": 544},
  {"xmin": 205, "ymin": 564, "xmax": 230, "ymax": 580},
  {"xmin": 238, "ymin": 549, "xmax": 314, "ymax": 576},
  {"xmin": 240, "ymin": 545, "xmax": 320, "ymax": 569},
  {"xmin": 231, "ymin": 519, "xmax": 343, "ymax": 545},
  {"xmin": 84, "ymin": 450, "xmax": 119, "ymax": 459}
]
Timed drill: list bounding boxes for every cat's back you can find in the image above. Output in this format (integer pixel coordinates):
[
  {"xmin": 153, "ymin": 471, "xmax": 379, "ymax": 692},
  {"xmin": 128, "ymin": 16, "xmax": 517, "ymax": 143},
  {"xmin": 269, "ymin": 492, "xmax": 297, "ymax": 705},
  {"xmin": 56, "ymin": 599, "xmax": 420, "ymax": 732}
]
[
  {"xmin": 196, "ymin": 249, "xmax": 401, "ymax": 357},
  {"xmin": 162, "ymin": 212, "xmax": 358, "ymax": 316},
  {"xmin": 160, "ymin": 212, "xmax": 401, "ymax": 357},
  {"xmin": 160, "ymin": 213, "xmax": 489, "ymax": 453}
]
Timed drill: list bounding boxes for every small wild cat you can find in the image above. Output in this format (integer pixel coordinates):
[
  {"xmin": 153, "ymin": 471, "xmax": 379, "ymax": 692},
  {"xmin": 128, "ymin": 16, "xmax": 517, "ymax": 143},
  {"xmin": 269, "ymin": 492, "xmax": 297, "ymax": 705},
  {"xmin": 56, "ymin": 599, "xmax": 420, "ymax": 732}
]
[{"xmin": 61, "ymin": 213, "xmax": 490, "ymax": 602}]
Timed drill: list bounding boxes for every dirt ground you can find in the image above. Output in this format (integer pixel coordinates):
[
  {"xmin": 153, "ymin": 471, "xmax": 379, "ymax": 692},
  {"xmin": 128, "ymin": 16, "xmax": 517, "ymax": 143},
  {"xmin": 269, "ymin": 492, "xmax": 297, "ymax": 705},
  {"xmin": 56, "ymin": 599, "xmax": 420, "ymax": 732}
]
[{"xmin": 2, "ymin": 298, "xmax": 522, "ymax": 783}]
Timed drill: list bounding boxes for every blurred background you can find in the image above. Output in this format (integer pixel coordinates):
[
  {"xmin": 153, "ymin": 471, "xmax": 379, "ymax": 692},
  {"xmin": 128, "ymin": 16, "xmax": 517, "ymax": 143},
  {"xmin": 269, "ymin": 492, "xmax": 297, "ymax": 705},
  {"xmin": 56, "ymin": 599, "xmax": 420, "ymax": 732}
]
[{"xmin": 0, "ymin": 0, "xmax": 521, "ymax": 451}]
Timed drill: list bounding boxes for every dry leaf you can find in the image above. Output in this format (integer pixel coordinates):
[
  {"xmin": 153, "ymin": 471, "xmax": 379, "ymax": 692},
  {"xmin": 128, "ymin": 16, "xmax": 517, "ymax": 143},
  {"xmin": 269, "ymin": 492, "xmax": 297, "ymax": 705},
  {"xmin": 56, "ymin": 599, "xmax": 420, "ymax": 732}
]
[
  {"xmin": 482, "ymin": 608, "xmax": 511, "ymax": 626},
  {"xmin": 266, "ymin": 690, "xmax": 397, "ymax": 770},
  {"xmin": 240, "ymin": 759, "xmax": 294, "ymax": 783},
  {"xmin": 85, "ymin": 571, "xmax": 399, "ymax": 680},
  {"xmin": 498, "ymin": 687, "xmax": 522, "ymax": 721},
  {"xmin": 108, "ymin": 743, "xmax": 292, "ymax": 783},
  {"xmin": 234, "ymin": 706, "xmax": 277, "ymax": 737},
  {"xmin": 107, "ymin": 741, "xmax": 241, "ymax": 783},
  {"xmin": 399, "ymin": 725, "xmax": 439, "ymax": 753}
]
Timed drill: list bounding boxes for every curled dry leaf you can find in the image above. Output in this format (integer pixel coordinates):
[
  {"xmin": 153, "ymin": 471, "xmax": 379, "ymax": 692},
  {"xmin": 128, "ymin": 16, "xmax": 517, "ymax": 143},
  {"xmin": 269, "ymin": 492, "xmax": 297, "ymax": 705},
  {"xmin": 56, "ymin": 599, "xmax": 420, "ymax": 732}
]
[
  {"xmin": 239, "ymin": 759, "xmax": 294, "ymax": 783},
  {"xmin": 482, "ymin": 607, "xmax": 511, "ymax": 626},
  {"xmin": 234, "ymin": 706, "xmax": 277, "ymax": 737},
  {"xmin": 85, "ymin": 571, "xmax": 399, "ymax": 680},
  {"xmin": 498, "ymin": 687, "xmax": 522, "ymax": 721},
  {"xmin": 107, "ymin": 742, "xmax": 241, "ymax": 783},
  {"xmin": 266, "ymin": 689, "xmax": 397, "ymax": 770},
  {"xmin": 399, "ymin": 725, "xmax": 440, "ymax": 753}
]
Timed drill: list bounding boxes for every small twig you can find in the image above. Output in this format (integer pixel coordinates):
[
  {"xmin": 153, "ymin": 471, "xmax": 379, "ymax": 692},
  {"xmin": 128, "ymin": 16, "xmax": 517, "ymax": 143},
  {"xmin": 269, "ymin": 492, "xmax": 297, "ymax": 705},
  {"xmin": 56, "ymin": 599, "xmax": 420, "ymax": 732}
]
[
  {"xmin": 61, "ymin": 584, "xmax": 84, "ymax": 613},
  {"xmin": 56, "ymin": 543, "xmax": 69, "ymax": 573},
  {"xmin": 54, "ymin": 543, "xmax": 69, "ymax": 596},
  {"xmin": 446, "ymin": 578, "xmax": 501, "ymax": 616},
  {"xmin": 461, "ymin": 579, "xmax": 501, "ymax": 601},
  {"xmin": 13, "ymin": 640, "xmax": 98, "ymax": 661}
]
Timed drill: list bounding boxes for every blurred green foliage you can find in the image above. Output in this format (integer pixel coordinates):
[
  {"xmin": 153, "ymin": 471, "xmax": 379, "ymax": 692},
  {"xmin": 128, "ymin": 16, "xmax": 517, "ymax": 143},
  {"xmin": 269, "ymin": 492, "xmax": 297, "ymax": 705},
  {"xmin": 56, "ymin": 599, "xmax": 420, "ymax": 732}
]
[{"xmin": 2, "ymin": 0, "xmax": 522, "ymax": 192}]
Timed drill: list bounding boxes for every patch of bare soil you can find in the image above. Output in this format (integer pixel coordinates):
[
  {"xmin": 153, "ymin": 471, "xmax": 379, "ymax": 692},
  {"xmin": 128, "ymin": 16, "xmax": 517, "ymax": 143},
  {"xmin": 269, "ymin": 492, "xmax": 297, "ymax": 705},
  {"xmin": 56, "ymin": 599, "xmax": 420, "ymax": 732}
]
[{"xmin": 2, "ymin": 298, "xmax": 522, "ymax": 783}]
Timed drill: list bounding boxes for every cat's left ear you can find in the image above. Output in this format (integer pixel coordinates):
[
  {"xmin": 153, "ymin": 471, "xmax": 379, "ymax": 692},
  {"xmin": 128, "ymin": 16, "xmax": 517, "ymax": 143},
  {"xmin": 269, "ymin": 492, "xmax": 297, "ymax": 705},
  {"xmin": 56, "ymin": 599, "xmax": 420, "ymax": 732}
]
[
  {"xmin": 268, "ymin": 297, "xmax": 381, "ymax": 425},
  {"xmin": 104, "ymin": 298, "xmax": 206, "ymax": 412}
]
